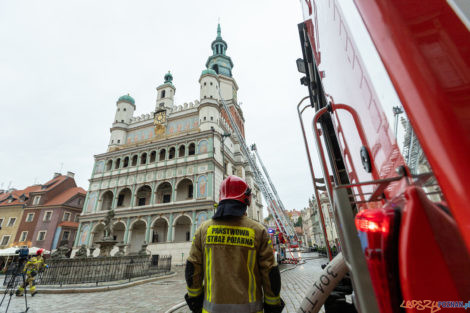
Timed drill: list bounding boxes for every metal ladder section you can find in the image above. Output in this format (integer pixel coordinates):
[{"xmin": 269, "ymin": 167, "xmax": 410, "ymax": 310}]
[{"xmin": 217, "ymin": 89, "xmax": 299, "ymax": 250}]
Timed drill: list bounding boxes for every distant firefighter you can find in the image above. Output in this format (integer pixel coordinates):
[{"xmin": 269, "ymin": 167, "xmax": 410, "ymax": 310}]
[{"xmin": 16, "ymin": 249, "xmax": 47, "ymax": 297}]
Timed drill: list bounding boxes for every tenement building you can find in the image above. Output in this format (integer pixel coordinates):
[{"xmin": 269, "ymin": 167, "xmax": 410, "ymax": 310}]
[{"xmin": 74, "ymin": 24, "xmax": 263, "ymax": 262}]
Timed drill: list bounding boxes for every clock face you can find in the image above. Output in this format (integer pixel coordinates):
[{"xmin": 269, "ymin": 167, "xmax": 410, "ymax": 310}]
[{"xmin": 154, "ymin": 111, "xmax": 166, "ymax": 125}]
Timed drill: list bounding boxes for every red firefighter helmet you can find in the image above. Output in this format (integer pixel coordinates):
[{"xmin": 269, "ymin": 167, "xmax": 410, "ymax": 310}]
[
  {"xmin": 219, "ymin": 175, "xmax": 252, "ymax": 205},
  {"xmin": 36, "ymin": 248, "xmax": 44, "ymax": 256}
]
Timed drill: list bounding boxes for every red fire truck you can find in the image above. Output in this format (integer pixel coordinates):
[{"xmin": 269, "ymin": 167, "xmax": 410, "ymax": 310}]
[{"xmin": 297, "ymin": 0, "xmax": 470, "ymax": 312}]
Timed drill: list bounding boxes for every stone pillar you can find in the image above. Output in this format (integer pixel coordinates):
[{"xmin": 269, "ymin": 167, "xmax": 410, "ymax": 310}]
[
  {"xmin": 167, "ymin": 213, "xmax": 174, "ymax": 242},
  {"xmin": 191, "ymin": 211, "xmax": 197, "ymax": 238},
  {"xmin": 123, "ymin": 218, "xmax": 131, "ymax": 244},
  {"xmin": 150, "ymin": 182, "xmax": 156, "ymax": 204},
  {"xmin": 85, "ymin": 221, "xmax": 95, "ymax": 247},
  {"xmin": 111, "ymin": 187, "xmax": 118, "ymax": 209},
  {"xmin": 74, "ymin": 223, "xmax": 82, "ymax": 247},
  {"xmin": 130, "ymin": 185, "xmax": 136, "ymax": 208},
  {"xmin": 145, "ymin": 215, "xmax": 152, "ymax": 243}
]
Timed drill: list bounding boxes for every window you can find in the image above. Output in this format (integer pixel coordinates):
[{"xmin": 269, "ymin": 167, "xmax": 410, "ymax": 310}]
[
  {"xmin": 26, "ymin": 213, "xmax": 35, "ymax": 222},
  {"xmin": 123, "ymin": 108, "xmax": 126, "ymax": 111},
  {"xmin": 62, "ymin": 231, "xmax": 70, "ymax": 241},
  {"xmin": 7, "ymin": 218, "xmax": 16, "ymax": 227},
  {"xmin": 141, "ymin": 153, "xmax": 147, "ymax": 165},
  {"xmin": 117, "ymin": 194, "xmax": 125, "ymax": 206},
  {"xmin": 43, "ymin": 211, "xmax": 52, "ymax": 222},
  {"xmin": 37, "ymin": 231, "xmax": 46, "ymax": 241},
  {"xmin": 161, "ymin": 90, "xmax": 166, "ymax": 98},
  {"xmin": 117, "ymin": 140, "xmax": 120, "ymax": 143},
  {"xmin": 138, "ymin": 198, "xmax": 146, "ymax": 206},
  {"xmin": 19, "ymin": 231, "xmax": 28, "ymax": 242},
  {"xmin": 1, "ymin": 236, "xmax": 10, "ymax": 246},
  {"xmin": 75, "ymin": 215, "xmax": 79, "ymax": 222},
  {"xmin": 178, "ymin": 145, "xmax": 185, "ymax": 157},
  {"xmin": 150, "ymin": 151, "xmax": 156, "ymax": 163},
  {"xmin": 115, "ymin": 158, "xmax": 121, "ymax": 169},
  {"xmin": 186, "ymin": 231, "xmax": 190, "ymax": 241},
  {"xmin": 188, "ymin": 185, "xmax": 193, "ymax": 199},
  {"xmin": 123, "ymin": 157, "xmax": 129, "ymax": 168},
  {"xmin": 63, "ymin": 212, "xmax": 71, "ymax": 221},
  {"xmin": 163, "ymin": 194, "xmax": 171, "ymax": 203},
  {"xmin": 33, "ymin": 196, "xmax": 41, "ymax": 205},
  {"xmin": 188, "ymin": 143, "xmax": 195, "ymax": 155},
  {"xmin": 106, "ymin": 160, "xmax": 112, "ymax": 171},
  {"xmin": 169, "ymin": 147, "xmax": 175, "ymax": 159},
  {"xmin": 159, "ymin": 149, "xmax": 166, "ymax": 161},
  {"xmin": 132, "ymin": 155, "xmax": 138, "ymax": 166}
]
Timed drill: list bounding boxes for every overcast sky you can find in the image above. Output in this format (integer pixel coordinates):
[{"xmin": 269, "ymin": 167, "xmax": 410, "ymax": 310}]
[{"xmin": 0, "ymin": 0, "xmax": 323, "ymax": 214}]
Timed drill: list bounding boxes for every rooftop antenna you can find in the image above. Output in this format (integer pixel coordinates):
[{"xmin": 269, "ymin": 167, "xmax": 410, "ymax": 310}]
[{"xmin": 59, "ymin": 162, "xmax": 64, "ymax": 174}]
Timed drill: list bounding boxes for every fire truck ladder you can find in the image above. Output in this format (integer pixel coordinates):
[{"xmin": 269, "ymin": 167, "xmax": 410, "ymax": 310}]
[{"xmin": 217, "ymin": 89, "xmax": 299, "ymax": 262}]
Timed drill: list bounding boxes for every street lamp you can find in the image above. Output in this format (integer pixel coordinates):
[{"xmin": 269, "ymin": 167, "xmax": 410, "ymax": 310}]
[{"xmin": 221, "ymin": 132, "xmax": 231, "ymax": 177}]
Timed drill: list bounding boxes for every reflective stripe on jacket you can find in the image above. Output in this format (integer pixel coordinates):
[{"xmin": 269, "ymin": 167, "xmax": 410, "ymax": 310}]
[{"xmin": 186, "ymin": 216, "xmax": 281, "ymax": 313}]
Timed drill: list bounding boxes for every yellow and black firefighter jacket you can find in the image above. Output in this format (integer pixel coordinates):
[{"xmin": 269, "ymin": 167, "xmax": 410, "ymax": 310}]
[
  {"xmin": 186, "ymin": 216, "xmax": 282, "ymax": 313},
  {"xmin": 24, "ymin": 256, "xmax": 46, "ymax": 276}
]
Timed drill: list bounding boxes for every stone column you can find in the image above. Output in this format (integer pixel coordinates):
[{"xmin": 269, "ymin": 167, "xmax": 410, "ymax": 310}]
[
  {"xmin": 123, "ymin": 218, "xmax": 131, "ymax": 244},
  {"xmin": 191, "ymin": 211, "xmax": 197, "ymax": 238},
  {"xmin": 111, "ymin": 187, "xmax": 118, "ymax": 209},
  {"xmin": 167, "ymin": 213, "xmax": 174, "ymax": 242},
  {"xmin": 130, "ymin": 185, "xmax": 136, "ymax": 208},
  {"xmin": 150, "ymin": 181, "xmax": 156, "ymax": 204},
  {"xmin": 73, "ymin": 223, "xmax": 82, "ymax": 247},
  {"xmin": 85, "ymin": 221, "xmax": 95, "ymax": 247},
  {"xmin": 145, "ymin": 215, "xmax": 152, "ymax": 243}
]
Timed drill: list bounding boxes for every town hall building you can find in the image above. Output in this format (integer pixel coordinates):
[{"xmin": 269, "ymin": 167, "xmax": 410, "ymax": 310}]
[{"xmin": 74, "ymin": 24, "xmax": 264, "ymax": 262}]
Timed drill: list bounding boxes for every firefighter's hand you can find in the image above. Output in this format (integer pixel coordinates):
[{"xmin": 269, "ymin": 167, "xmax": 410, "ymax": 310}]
[
  {"xmin": 184, "ymin": 293, "xmax": 203, "ymax": 313},
  {"xmin": 264, "ymin": 298, "xmax": 285, "ymax": 313}
]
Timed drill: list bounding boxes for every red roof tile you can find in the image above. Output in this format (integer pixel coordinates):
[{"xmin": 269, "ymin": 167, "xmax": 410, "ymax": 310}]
[
  {"xmin": 0, "ymin": 185, "xmax": 42, "ymax": 207},
  {"xmin": 43, "ymin": 187, "xmax": 86, "ymax": 206}
]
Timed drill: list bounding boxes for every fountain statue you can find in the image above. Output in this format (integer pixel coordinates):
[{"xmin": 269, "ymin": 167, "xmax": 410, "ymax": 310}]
[{"xmin": 95, "ymin": 210, "xmax": 118, "ymax": 256}]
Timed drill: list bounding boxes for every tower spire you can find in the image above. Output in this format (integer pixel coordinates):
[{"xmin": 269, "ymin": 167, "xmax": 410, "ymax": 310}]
[{"xmin": 217, "ymin": 23, "xmax": 221, "ymax": 39}]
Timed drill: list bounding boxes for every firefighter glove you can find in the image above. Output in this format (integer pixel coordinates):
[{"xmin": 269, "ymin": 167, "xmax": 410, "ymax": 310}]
[
  {"xmin": 264, "ymin": 298, "xmax": 285, "ymax": 313},
  {"xmin": 184, "ymin": 293, "xmax": 203, "ymax": 313}
]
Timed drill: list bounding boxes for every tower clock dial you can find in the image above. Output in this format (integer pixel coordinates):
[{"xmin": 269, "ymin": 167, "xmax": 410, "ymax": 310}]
[{"xmin": 154, "ymin": 110, "xmax": 166, "ymax": 125}]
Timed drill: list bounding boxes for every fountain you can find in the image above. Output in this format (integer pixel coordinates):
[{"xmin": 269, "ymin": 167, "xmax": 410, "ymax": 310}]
[{"xmin": 95, "ymin": 209, "xmax": 118, "ymax": 257}]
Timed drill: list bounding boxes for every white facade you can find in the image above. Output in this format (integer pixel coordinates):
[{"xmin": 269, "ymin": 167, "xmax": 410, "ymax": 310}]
[{"xmin": 75, "ymin": 26, "xmax": 263, "ymax": 264}]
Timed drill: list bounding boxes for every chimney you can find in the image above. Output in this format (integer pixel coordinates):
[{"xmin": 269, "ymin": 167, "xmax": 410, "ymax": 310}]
[
  {"xmin": 53, "ymin": 172, "xmax": 61, "ymax": 178},
  {"xmin": 66, "ymin": 171, "xmax": 75, "ymax": 178}
]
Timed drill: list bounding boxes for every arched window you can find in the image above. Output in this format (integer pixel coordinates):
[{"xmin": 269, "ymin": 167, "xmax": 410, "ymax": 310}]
[
  {"xmin": 169, "ymin": 147, "xmax": 175, "ymax": 159},
  {"xmin": 176, "ymin": 179, "xmax": 193, "ymax": 201},
  {"xmin": 101, "ymin": 191, "xmax": 114, "ymax": 211},
  {"xmin": 117, "ymin": 188, "xmax": 132, "ymax": 208},
  {"xmin": 135, "ymin": 185, "xmax": 151, "ymax": 207},
  {"xmin": 115, "ymin": 158, "xmax": 121, "ymax": 169},
  {"xmin": 188, "ymin": 143, "xmax": 196, "ymax": 155},
  {"xmin": 150, "ymin": 151, "xmax": 156, "ymax": 163},
  {"xmin": 156, "ymin": 182, "xmax": 172, "ymax": 203},
  {"xmin": 106, "ymin": 160, "xmax": 113, "ymax": 171},
  {"xmin": 123, "ymin": 157, "xmax": 129, "ymax": 168},
  {"xmin": 159, "ymin": 149, "xmax": 166, "ymax": 161},
  {"xmin": 161, "ymin": 90, "xmax": 166, "ymax": 98},
  {"xmin": 178, "ymin": 145, "xmax": 185, "ymax": 157},
  {"xmin": 131, "ymin": 155, "xmax": 138, "ymax": 166},
  {"xmin": 141, "ymin": 153, "xmax": 147, "ymax": 165}
]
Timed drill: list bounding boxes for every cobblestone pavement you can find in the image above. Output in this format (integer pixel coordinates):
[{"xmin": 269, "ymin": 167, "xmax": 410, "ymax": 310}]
[{"xmin": 1, "ymin": 254, "xmax": 328, "ymax": 313}]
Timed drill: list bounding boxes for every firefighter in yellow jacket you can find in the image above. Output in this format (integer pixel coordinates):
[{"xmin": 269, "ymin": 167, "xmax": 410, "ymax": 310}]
[
  {"xmin": 185, "ymin": 175, "xmax": 285, "ymax": 313},
  {"xmin": 16, "ymin": 248, "xmax": 47, "ymax": 297}
]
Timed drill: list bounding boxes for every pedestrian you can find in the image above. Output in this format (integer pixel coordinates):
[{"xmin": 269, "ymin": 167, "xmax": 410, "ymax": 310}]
[
  {"xmin": 16, "ymin": 248, "xmax": 47, "ymax": 297},
  {"xmin": 184, "ymin": 175, "xmax": 285, "ymax": 313}
]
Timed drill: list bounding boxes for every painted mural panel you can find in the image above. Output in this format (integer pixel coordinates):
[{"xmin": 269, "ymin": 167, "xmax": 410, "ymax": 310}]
[
  {"xmin": 197, "ymin": 212, "xmax": 208, "ymax": 228},
  {"xmin": 126, "ymin": 126, "xmax": 154, "ymax": 145},
  {"xmin": 86, "ymin": 191, "xmax": 98, "ymax": 213},
  {"xmin": 94, "ymin": 160, "xmax": 105, "ymax": 174},
  {"xmin": 167, "ymin": 116, "xmax": 199, "ymax": 135},
  {"xmin": 198, "ymin": 140, "xmax": 209, "ymax": 154},
  {"xmin": 197, "ymin": 175, "xmax": 207, "ymax": 198},
  {"xmin": 79, "ymin": 224, "xmax": 90, "ymax": 245}
]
